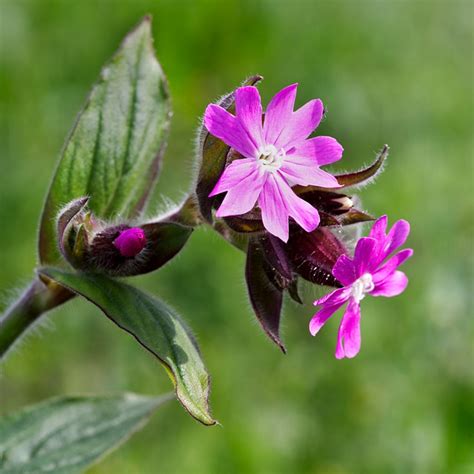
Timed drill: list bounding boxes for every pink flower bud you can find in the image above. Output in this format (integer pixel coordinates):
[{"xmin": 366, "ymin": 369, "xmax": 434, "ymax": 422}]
[{"xmin": 113, "ymin": 227, "xmax": 146, "ymax": 258}]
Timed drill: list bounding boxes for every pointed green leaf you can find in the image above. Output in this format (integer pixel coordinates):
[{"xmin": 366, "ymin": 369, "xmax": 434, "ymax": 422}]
[
  {"xmin": 38, "ymin": 268, "xmax": 216, "ymax": 426},
  {"xmin": 0, "ymin": 393, "xmax": 171, "ymax": 474},
  {"xmin": 39, "ymin": 17, "xmax": 171, "ymax": 265}
]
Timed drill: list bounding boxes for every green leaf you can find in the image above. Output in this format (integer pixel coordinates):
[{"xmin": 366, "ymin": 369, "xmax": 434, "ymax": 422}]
[
  {"xmin": 0, "ymin": 393, "xmax": 171, "ymax": 474},
  {"xmin": 39, "ymin": 16, "xmax": 171, "ymax": 265},
  {"xmin": 38, "ymin": 268, "xmax": 216, "ymax": 426}
]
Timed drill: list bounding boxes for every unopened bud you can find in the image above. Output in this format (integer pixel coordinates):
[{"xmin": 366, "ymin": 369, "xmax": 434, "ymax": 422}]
[
  {"xmin": 331, "ymin": 196, "xmax": 353, "ymax": 212},
  {"xmin": 287, "ymin": 228, "xmax": 347, "ymax": 287},
  {"xmin": 113, "ymin": 227, "xmax": 147, "ymax": 257},
  {"xmin": 57, "ymin": 198, "xmax": 192, "ymax": 277}
]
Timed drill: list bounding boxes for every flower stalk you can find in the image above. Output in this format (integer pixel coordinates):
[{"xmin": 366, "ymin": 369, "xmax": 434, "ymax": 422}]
[{"xmin": 0, "ymin": 277, "xmax": 73, "ymax": 359}]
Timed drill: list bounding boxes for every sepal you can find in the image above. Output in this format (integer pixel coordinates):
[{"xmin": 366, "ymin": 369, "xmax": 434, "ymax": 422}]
[
  {"xmin": 335, "ymin": 144, "xmax": 389, "ymax": 189},
  {"xmin": 57, "ymin": 198, "xmax": 192, "ymax": 276},
  {"xmin": 286, "ymin": 228, "xmax": 346, "ymax": 287},
  {"xmin": 245, "ymin": 238, "xmax": 286, "ymax": 353},
  {"xmin": 219, "ymin": 188, "xmax": 372, "ymax": 235},
  {"xmin": 39, "ymin": 17, "xmax": 171, "ymax": 265},
  {"xmin": 196, "ymin": 75, "xmax": 263, "ymax": 223},
  {"xmin": 57, "ymin": 197, "xmax": 91, "ymax": 268}
]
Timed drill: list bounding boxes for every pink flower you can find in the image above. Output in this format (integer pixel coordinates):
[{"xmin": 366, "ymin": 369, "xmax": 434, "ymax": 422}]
[
  {"xmin": 204, "ymin": 84, "xmax": 343, "ymax": 242},
  {"xmin": 113, "ymin": 227, "xmax": 147, "ymax": 258},
  {"xmin": 309, "ymin": 216, "xmax": 413, "ymax": 359}
]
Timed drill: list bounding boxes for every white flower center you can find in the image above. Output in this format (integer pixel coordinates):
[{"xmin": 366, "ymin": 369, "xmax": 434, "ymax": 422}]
[
  {"xmin": 257, "ymin": 144, "xmax": 285, "ymax": 171},
  {"xmin": 351, "ymin": 273, "xmax": 375, "ymax": 303}
]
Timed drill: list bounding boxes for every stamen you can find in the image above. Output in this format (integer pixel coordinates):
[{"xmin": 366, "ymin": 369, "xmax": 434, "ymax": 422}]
[
  {"xmin": 351, "ymin": 273, "xmax": 374, "ymax": 302},
  {"xmin": 257, "ymin": 144, "xmax": 284, "ymax": 171}
]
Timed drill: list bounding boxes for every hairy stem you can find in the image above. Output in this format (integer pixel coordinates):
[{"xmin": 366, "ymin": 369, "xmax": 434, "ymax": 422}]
[
  {"xmin": 0, "ymin": 276, "xmax": 74, "ymax": 359},
  {"xmin": 168, "ymin": 194, "xmax": 204, "ymax": 227}
]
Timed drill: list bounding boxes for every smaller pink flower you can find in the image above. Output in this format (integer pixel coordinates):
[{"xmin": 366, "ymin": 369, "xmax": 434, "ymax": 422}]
[
  {"xmin": 113, "ymin": 227, "xmax": 147, "ymax": 258},
  {"xmin": 309, "ymin": 215, "xmax": 413, "ymax": 359},
  {"xmin": 204, "ymin": 84, "xmax": 343, "ymax": 242}
]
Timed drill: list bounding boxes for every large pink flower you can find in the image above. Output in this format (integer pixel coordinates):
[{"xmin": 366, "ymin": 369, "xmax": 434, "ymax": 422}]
[
  {"xmin": 309, "ymin": 216, "xmax": 413, "ymax": 359},
  {"xmin": 204, "ymin": 84, "xmax": 343, "ymax": 242}
]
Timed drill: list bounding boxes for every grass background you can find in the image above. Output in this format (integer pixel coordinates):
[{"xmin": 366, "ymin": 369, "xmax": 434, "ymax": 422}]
[{"xmin": 0, "ymin": 0, "xmax": 472, "ymax": 473}]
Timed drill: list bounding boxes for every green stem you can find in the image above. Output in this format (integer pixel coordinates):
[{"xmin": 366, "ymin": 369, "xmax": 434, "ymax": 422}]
[
  {"xmin": 170, "ymin": 194, "xmax": 204, "ymax": 227},
  {"xmin": 0, "ymin": 276, "xmax": 73, "ymax": 359}
]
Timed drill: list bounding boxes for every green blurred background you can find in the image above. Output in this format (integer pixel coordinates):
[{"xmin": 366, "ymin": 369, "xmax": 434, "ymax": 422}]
[{"xmin": 1, "ymin": 0, "xmax": 472, "ymax": 473}]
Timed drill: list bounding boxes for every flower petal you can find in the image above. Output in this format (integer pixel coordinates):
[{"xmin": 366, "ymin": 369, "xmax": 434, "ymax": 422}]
[
  {"xmin": 279, "ymin": 162, "xmax": 340, "ymax": 188},
  {"xmin": 335, "ymin": 298, "xmax": 361, "ymax": 359},
  {"xmin": 274, "ymin": 173, "xmax": 320, "ymax": 234},
  {"xmin": 289, "ymin": 136, "xmax": 344, "ymax": 166},
  {"xmin": 314, "ymin": 287, "xmax": 351, "ymax": 307},
  {"xmin": 371, "ymin": 270, "xmax": 408, "ymax": 297},
  {"xmin": 372, "ymin": 248, "xmax": 413, "ymax": 283},
  {"xmin": 235, "ymin": 86, "xmax": 264, "ymax": 150},
  {"xmin": 369, "ymin": 215, "xmax": 388, "ymax": 241},
  {"xmin": 258, "ymin": 168, "xmax": 321, "ymax": 242},
  {"xmin": 204, "ymin": 104, "xmax": 258, "ymax": 158},
  {"xmin": 309, "ymin": 300, "xmax": 347, "ymax": 336},
  {"xmin": 384, "ymin": 219, "xmax": 411, "ymax": 257},
  {"xmin": 215, "ymin": 167, "xmax": 266, "ymax": 217},
  {"xmin": 258, "ymin": 173, "xmax": 291, "ymax": 242},
  {"xmin": 275, "ymin": 99, "xmax": 324, "ymax": 149},
  {"xmin": 332, "ymin": 254, "xmax": 357, "ymax": 286},
  {"xmin": 353, "ymin": 237, "xmax": 378, "ymax": 275},
  {"xmin": 209, "ymin": 158, "xmax": 259, "ymax": 196},
  {"xmin": 263, "ymin": 84, "xmax": 298, "ymax": 146}
]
